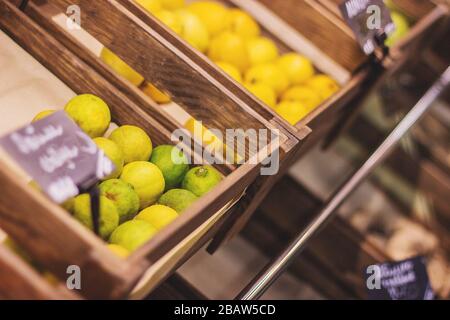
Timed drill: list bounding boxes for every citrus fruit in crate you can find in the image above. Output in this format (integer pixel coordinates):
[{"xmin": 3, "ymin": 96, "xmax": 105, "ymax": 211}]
[
  {"xmin": 93, "ymin": 138, "xmax": 124, "ymax": 180},
  {"xmin": 208, "ymin": 31, "xmax": 249, "ymax": 72},
  {"xmin": 150, "ymin": 145, "xmax": 189, "ymax": 191},
  {"xmin": 32, "ymin": 110, "xmax": 55, "ymax": 123},
  {"xmin": 120, "ymin": 161, "xmax": 165, "ymax": 209},
  {"xmin": 216, "ymin": 61, "xmax": 243, "ymax": 83},
  {"xmin": 158, "ymin": 189, "xmax": 198, "ymax": 213},
  {"xmin": 100, "ymin": 47, "xmax": 145, "ymax": 86},
  {"xmin": 135, "ymin": 205, "xmax": 179, "ymax": 231},
  {"xmin": 245, "ymin": 63, "xmax": 289, "ymax": 96},
  {"xmin": 386, "ymin": 11, "xmax": 410, "ymax": 47},
  {"xmin": 99, "ymin": 179, "xmax": 140, "ymax": 223},
  {"xmin": 307, "ymin": 75, "xmax": 339, "ymax": 101},
  {"xmin": 182, "ymin": 165, "xmax": 223, "ymax": 197},
  {"xmin": 73, "ymin": 194, "xmax": 119, "ymax": 240},
  {"xmin": 108, "ymin": 244, "xmax": 130, "ymax": 258},
  {"xmin": 245, "ymin": 82, "xmax": 277, "ymax": 109},
  {"xmin": 109, "ymin": 220, "xmax": 157, "ymax": 252},
  {"xmin": 225, "ymin": 8, "xmax": 260, "ymax": 39},
  {"xmin": 135, "ymin": 0, "xmax": 162, "ymax": 14},
  {"xmin": 275, "ymin": 100, "xmax": 311, "ymax": 125},
  {"xmin": 109, "ymin": 125, "xmax": 153, "ymax": 164},
  {"xmin": 141, "ymin": 82, "xmax": 172, "ymax": 104},
  {"xmin": 246, "ymin": 37, "xmax": 279, "ymax": 66},
  {"xmin": 65, "ymin": 94, "xmax": 111, "ymax": 138},
  {"xmin": 176, "ymin": 10, "xmax": 210, "ymax": 53},
  {"xmin": 160, "ymin": 0, "xmax": 185, "ymax": 10},
  {"xmin": 281, "ymin": 85, "xmax": 322, "ymax": 110},
  {"xmin": 187, "ymin": 1, "xmax": 229, "ymax": 36},
  {"xmin": 154, "ymin": 10, "xmax": 183, "ymax": 34},
  {"xmin": 277, "ymin": 53, "xmax": 315, "ymax": 85}
]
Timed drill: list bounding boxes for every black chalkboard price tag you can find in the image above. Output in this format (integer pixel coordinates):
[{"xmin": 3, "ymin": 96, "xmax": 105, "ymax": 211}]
[
  {"xmin": 0, "ymin": 111, "xmax": 114, "ymax": 204},
  {"xmin": 365, "ymin": 256, "xmax": 435, "ymax": 300},
  {"xmin": 339, "ymin": 0, "xmax": 395, "ymax": 55}
]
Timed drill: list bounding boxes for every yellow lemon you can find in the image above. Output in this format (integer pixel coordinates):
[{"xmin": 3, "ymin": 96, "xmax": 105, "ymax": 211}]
[
  {"xmin": 141, "ymin": 82, "xmax": 172, "ymax": 104},
  {"xmin": 216, "ymin": 61, "xmax": 243, "ymax": 83},
  {"xmin": 277, "ymin": 53, "xmax": 315, "ymax": 85},
  {"xmin": 65, "ymin": 94, "xmax": 111, "ymax": 138},
  {"xmin": 187, "ymin": 1, "xmax": 229, "ymax": 36},
  {"xmin": 100, "ymin": 47, "xmax": 145, "ymax": 86},
  {"xmin": 154, "ymin": 10, "xmax": 182, "ymax": 34},
  {"xmin": 247, "ymin": 37, "xmax": 279, "ymax": 66},
  {"xmin": 108, "ymin": 244, "xmax": 130, "ymax": 258},
  {"xmin": 135, "ymin": 0, "xmax": 162, "ymax": 14},
  {"xmin": 225, "ymin": 8, "xmax": 260, "ymax": 39},
  {"xmin": 281, "ymin": 85, "xmax": 322, "ymax": 110},
  {"xmin": 120, "ymin": 161, "xmax": 165, "ymax": 209},
  {"xmin": 386, "ymin": 11, "xmax": 410, "ymax": 47},
  {"xmin": 275, "ymin": 101, "xmax": 311, "ymax": 125},
  {"xmin": 159, "ymin": 0, "xmax": 185, "ymax": 10},
  {"xmin": 307, "ymin": 75, "xmax": 339, "ymax": 101},
  {"xmin": 109, "ymin": 220, "xmax": 157, "ymax": 252},
  {"xmin": 245, "ymin": 82, "xmax": 277, "ymax": 109},
  {"xmin": 135, "ymin": 205, "xmax": 179, "ymax": 231},
  {"xmin": 245, "ymin": 63, "xmax": 289, "ymax": 96},
  {"xmin": 176, "ymin": 10, "xmax": 210, "ymax": 53},
  {"xmin": 109, "ymin": 125, "xmax": 153, "ymax": 164},
  {"xmin": 32, "ymin": 110, "xmax": 56, "ymax": 123},
  {"xmin": 93, "ymin": 137, "xmax": 125, "ymax": 180},
  {"xmin": 208, "ymin": 31, "xmax": 249, "ymax": 72}
]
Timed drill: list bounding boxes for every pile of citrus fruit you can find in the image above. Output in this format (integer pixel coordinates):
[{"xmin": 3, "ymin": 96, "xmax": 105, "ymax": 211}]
[
  {"xmin": 100, "ymin": 0, "xmax": 340, "ymax": 127},
  {"xmin": 31, "ymin": 93, "xmax": 223, "ymax": 257}
]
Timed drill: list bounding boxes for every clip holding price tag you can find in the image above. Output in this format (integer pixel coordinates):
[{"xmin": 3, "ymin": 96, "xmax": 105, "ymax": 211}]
[{"xmin": 340, "ymin": 0, "xmax": 395, "ymax": 60}]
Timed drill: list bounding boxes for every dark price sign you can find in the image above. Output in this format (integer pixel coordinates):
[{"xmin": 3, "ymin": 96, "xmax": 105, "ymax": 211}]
[
  {"xmin": 0, "ymin": 111, "xmax": 114, "ymax": 204},
  {"xmin": 365, "ymin": 256, "xmax": 435, "ymax": 300},
  {"xmin": 340, "ymin": 0, "xmax": 395, "ymax": 55}
]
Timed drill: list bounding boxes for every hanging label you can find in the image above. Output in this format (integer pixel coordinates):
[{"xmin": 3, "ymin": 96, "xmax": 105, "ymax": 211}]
[
  {"xmin": 365, "ymin": 256, "xmax": 435, "ymax": 300},
  {"xmin": 0, "ymin": 111, "xmax": 114, "ymax": 204},
  {"xmin": 339, "ymin": 0, "xmax": 395, "ymax": 54}
]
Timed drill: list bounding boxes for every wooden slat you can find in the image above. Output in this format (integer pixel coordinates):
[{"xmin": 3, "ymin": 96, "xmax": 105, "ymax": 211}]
[
  {"xmin": 48, "ymin": 0, "xmax": 287, "ymax": 148},
  {"xmin": 0, "ymin": 244, "xmax": 80, "ymax": 300}
]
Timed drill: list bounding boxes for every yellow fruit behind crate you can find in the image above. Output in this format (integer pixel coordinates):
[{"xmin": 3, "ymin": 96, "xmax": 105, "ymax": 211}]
[
  {"xmin": 142, "ymin": 82, "xmax": 172, "ymax": 104},
  {"xmin": 100, "ymin": 47, "xmax": 145, "ymax": 87}
]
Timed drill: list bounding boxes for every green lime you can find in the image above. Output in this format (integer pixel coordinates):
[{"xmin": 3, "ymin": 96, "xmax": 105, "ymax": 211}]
[
  {"xmin": 109, "ymin": 220, "xmax": 157, "ymax": 252},
  {"xmin": 182, "ymin": 165, "xmax": 223, "ymax": 197},
  {"xmin": 150, "ymin": 145, "xmax": 189, "ymax": 191},
  {"xmin": 99, "ymin": 179, "xmax": 140, "ymax": 223},
  {"xmin": 158, "ymin": 189, "xmax": 198, "ymax": 213},
  {"xmin": 73, "ymin": 194, "xmax": 119, "ymax": 240}
]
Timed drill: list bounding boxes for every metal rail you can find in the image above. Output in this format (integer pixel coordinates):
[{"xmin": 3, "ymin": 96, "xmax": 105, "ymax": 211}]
[{"xmin": 237, "ymin": 66, "xmax": 450, "ymax": 300}]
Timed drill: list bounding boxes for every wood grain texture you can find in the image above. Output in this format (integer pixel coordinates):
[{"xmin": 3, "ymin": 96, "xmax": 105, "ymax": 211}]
[
  {"xmin": 0, "ymin": 244, "xmax": 80, "ymax": 300},
  {"xmin": 48, "ymin": 0, "xmax": 285, "ymax": 147}
]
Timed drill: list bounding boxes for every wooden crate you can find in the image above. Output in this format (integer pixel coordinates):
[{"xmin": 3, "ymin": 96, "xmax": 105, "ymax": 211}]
[
  {"xmin": 0, "ymin": 242, "xmax": 80, "ymax": 300},
  {"xmin": 0, "ymin": 0, "xmax": 294, "ymax": 299}
]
